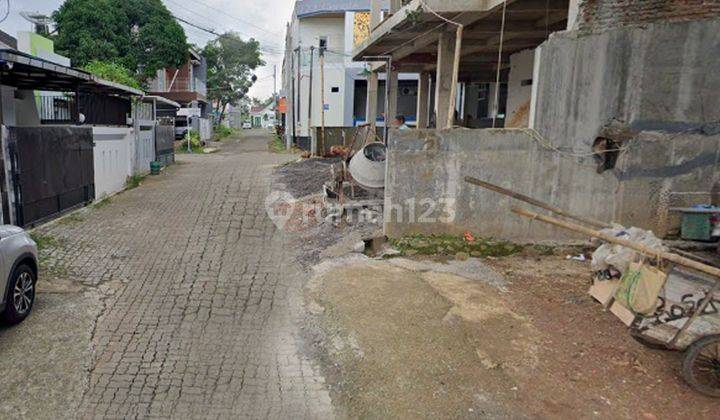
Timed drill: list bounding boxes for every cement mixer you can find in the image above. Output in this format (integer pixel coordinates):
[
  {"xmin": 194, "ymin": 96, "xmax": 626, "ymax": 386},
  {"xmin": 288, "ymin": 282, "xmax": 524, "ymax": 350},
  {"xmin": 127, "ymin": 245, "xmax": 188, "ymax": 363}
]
[{"xmin": 347, "ymin": 142, "xmax": 386, "ymax": 189}]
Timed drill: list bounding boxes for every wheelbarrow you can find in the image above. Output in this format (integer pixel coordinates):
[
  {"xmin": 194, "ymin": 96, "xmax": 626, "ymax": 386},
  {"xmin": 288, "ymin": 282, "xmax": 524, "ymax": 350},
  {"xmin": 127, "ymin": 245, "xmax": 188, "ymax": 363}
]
[
  {"xmin": 630, "ymin": 266, "xmax": 720, "ymax": 398},
  {"xmin": 464, "ymin": 176, "xmax": 720, "ymax": 397}
]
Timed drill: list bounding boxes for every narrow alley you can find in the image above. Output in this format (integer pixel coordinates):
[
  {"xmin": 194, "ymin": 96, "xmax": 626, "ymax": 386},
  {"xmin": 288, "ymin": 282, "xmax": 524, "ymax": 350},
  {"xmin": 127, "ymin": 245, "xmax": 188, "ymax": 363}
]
[{"xmin": 0, "ymin": 131, "xmax": 334, "ymax": 418}]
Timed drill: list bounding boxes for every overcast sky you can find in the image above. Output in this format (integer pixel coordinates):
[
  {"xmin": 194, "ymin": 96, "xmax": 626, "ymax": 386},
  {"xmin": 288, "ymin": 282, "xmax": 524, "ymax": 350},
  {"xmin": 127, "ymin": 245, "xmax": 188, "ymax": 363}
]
[{"xmin": 0, "ymin": 0, "xmax": 293, "ymax": 99}]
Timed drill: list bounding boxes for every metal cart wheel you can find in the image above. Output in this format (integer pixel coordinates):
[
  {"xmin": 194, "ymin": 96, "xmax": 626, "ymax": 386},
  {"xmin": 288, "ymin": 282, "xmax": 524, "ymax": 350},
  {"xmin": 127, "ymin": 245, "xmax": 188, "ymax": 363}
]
[{"xmin": 682, "ymin": 334, "xmax": 720, "ymax": 398}]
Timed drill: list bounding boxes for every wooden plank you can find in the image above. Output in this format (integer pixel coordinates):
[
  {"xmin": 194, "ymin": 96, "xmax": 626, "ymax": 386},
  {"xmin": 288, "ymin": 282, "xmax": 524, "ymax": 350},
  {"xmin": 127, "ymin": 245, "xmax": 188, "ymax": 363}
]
[
  {"xmin": 465, "ymin": 176, "xmax": 611, "ymax": 229},
  {"xmin": 511, "ymin": 207, "xmax": 720, "ymax": 279}
]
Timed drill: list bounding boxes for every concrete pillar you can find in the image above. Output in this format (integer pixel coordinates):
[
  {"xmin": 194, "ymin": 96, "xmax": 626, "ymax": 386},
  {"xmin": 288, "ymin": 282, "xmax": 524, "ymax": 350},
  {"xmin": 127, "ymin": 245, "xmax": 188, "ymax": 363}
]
[
  {"xmin": 387, "ymin": 67, "xmax": 399, "ymax": 126},
  {"xmin": 366, "ymin": 71, "xmax": 379, "ymax": 130},
  {"xmin": 370, "ymin": 0, "xmax": 382, "ymax": 29},
  {"xmin": 434, "ymin": 30, "xmax": 456, "ymax": 129},
  {"xmin": 390, "ymin": 0, "xmax": 402, "ymax": 14},
  {"xmin": 567, "ymin": 0, "xmax": 580, "ymax": 30},
  {"xmin": 416, "ymin": 72, "xmax": 430, "ymax": 128}
]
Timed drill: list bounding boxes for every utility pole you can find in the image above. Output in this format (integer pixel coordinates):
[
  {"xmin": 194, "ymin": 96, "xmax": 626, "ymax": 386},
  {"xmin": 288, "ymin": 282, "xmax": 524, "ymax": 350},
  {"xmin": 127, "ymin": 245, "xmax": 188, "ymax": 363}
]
[
  {"xmin": 290, "ymin": 48, "xmax": 297, "ymax": 148},
  {"xmin": 319, "ymin": 45, "xmax": 326, "ymax": 156},
  {"xmin": 296, "ymin": 47, "xmax": 302, "ymax": 139},
  {"xmin": 273, "ymin": 63, "xmax": 278, "ymax": 137},
  {"xmin": 273, "ymin": 64, "xmax": 277, "ymax": 104},
  {"xmin": 308, "ymin": 46, "xmax": 314, "ymax": 138}
]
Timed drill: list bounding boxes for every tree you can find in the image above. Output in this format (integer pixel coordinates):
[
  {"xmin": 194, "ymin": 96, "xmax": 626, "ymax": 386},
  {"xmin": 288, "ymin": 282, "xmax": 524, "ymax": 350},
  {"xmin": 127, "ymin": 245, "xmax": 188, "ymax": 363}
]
[
  {"xmin": 203, "ymin": 33, "xmax": 264, "ymax": 122},
  {"xmin": 252, "ymin": 96, "xmax": 274, "ymax": 108},
  {"xmin": 52, "ymin": 0, "xmax": 188, "ymax": 81},
  {"xmin": 83, "ymin": 61, "xmax": 142, "ymax": 89}
]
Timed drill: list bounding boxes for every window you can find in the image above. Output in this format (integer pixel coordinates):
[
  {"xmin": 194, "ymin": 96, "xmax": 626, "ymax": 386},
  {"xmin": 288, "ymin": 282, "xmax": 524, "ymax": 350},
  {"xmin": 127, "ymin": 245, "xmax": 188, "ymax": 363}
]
[
  {"xmin": 319, "ymin": 36, "xmax": 328, "ymax": 49},
  {"xmin": 331, "ymin": 87, "xmax": 340, "ymax": 93}
]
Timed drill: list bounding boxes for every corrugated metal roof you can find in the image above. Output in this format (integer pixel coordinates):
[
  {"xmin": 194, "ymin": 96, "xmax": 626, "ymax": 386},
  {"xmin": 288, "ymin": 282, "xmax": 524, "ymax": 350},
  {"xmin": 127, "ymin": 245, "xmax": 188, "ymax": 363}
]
[{"xmin": 296, "ymin": 0, "xmax": 389, "ymax": 18}]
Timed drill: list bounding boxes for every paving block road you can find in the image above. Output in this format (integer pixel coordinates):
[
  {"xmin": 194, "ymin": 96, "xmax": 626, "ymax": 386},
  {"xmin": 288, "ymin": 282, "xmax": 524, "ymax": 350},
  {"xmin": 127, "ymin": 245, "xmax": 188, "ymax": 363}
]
[{"xmin": 2, "ymin": 131, "xmax": 335, "ymax": 419}]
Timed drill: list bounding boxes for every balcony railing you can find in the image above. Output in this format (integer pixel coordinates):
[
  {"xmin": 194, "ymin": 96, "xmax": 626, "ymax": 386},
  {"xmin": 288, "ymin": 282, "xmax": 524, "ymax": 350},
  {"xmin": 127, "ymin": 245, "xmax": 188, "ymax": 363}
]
[{"xmin": 165, "ymin": 77, "xmax": 206, "ymax": 95}]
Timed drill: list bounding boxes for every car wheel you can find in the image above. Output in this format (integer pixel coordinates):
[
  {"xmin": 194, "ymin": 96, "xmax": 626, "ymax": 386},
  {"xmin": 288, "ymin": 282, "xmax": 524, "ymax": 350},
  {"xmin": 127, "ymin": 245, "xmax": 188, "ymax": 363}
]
[{"xmin": 2, "ymin": 264, "xmax": 36, "ymax": 324}]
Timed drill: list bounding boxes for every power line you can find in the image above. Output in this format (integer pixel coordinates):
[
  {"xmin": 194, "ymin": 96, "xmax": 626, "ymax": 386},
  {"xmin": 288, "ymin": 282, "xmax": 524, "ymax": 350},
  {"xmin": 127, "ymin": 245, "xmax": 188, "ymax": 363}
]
[
  {"xmin": 164, "ymin": 0, "xmax": 283, "ymax": 49},
  {"xmin": 188, "ymin": 0, "xmax": 285, "ymax": 39},
  {"xmin": 172, "ymin": 14, "xmax": 283, "ymax": 56}
]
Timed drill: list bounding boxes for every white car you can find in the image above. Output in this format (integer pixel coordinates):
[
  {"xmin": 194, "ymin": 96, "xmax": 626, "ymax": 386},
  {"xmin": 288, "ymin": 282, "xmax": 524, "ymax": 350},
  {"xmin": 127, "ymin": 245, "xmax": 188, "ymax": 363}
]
[
  {"xmin": 0, "ymin": 226, "xmax": 38, "ymax": 324},
  {"xmin": 242, "ymin": 122, "xmax": 252, "ymax": 129}
]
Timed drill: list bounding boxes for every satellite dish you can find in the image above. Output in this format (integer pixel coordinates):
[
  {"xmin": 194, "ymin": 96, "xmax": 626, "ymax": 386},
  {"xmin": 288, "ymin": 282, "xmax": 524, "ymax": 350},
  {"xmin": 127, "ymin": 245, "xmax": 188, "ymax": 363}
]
[{"xmin": 20, "ymin": 11, "xmax": 54, "ymax": 34}]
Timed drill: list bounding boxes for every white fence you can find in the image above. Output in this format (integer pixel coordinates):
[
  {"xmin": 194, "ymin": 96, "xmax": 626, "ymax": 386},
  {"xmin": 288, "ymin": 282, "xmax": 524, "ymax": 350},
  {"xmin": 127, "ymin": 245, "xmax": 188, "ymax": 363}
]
[
  {"xmin": 134, "ymin": 121, "xmax": 156, "ymax": 175},
  {"xmin": 93, "ymin": 127, "xmax": 133, "ymax": 199},
  {"xmin": 195, "ymin": 117, "xmax": 213, "ymax": 142}
]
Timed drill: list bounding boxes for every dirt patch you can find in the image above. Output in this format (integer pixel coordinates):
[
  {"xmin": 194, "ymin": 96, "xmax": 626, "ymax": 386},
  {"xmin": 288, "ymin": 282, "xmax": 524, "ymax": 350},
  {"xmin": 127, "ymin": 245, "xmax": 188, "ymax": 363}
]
[
  {"xmin": 485, "ymin": 254, "xmax": 718, "ymax": 419},
  {"xmin": 307, "ymin": 254, "xmax": 718, "ymax": 419},
  {"xmin": 274, "ymin": 157, "xmax": 340, "ymax": 198},
  {"xmin": 308, "ymin": 259, "xmax": 540, "ymax": 419}
]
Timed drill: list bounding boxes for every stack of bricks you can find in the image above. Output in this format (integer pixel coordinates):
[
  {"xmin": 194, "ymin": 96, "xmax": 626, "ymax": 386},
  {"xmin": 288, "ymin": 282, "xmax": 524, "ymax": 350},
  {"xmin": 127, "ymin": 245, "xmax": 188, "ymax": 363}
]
[{"xmin": 577, "ymin": 0, "xmax": 720, "ymax": 32}]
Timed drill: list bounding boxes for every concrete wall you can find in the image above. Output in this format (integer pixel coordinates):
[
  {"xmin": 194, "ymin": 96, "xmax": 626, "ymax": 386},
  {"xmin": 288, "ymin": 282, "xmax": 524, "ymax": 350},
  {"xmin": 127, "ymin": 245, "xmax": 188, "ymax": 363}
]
[
  {"xmin": 505, "ymin": 49, "xmax": 534, "ymax": 128},
  {"xmin": 384, "ymin": 128, "xmax": 720, "ymax": 241},
  {"xmin": 533, "ymin": 19, "xmax": 720, "ymax": 152},
  {"xmin": 93, "ymin": 127, "xmax": 133, "ymax": 199},
  {"xmin": 578, "ymin": 0, "xmax": 720, "ymax": 33}
]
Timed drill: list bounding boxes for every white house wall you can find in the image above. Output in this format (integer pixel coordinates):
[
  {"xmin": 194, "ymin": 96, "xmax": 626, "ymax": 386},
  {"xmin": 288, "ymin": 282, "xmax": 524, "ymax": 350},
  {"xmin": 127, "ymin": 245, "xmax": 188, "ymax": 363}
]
[
  {"xmin": 93, "ymin": 127, "xmax": 133, "ymax": 199},
  {"xmin": 298, "ymin": 16, "xmax": 348, "ymax": 134}
]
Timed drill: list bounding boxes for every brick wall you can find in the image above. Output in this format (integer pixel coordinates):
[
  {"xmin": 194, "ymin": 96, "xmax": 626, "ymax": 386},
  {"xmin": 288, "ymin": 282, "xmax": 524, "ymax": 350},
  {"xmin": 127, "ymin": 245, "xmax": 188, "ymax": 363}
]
[{"xmin": 578, "ymin": 0, "xmax": 720, "ymax": 32}]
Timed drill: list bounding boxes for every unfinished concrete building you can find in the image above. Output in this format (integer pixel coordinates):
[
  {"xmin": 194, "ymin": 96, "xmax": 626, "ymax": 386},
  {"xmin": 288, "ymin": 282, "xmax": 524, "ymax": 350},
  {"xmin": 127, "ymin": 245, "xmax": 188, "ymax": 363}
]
[{"xmin": 352, "ymin": 0, "xmax": 720, "ymax": 241}]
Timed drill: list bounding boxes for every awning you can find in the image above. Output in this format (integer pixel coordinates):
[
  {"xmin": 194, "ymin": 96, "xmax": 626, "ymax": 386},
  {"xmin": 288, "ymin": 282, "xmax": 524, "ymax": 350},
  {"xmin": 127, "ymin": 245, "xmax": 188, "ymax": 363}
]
[
  {"xmin": 352, "ymin": 0, "xmax": 569, "ymax": 79},
  {"xmin": 0, "ymin": 49, "xmax": 143, "ymax": 96},
  {"xmin": 143, "ymin": 95, "xmax": 182, "ymax": 109}
]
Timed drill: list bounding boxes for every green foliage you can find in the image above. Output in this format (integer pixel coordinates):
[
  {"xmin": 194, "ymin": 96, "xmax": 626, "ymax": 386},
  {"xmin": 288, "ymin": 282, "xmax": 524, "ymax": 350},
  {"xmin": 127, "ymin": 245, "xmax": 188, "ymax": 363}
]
[
  {"xmin": 30, "ymin": 233, "xmax": 61, "ymax": 253},
  {"xmin": 53, "ymin": 0, "xmax": 188, "ymax": 81},
  {"xmin": 268, "ymin": 135, "xmax": 298, "ymax": 154},
  {"xmin": 83, "ymin": 61, "xmax": 142, "ymax": 89},
  {"xmin": 390, "ymin": 234, "xmax": 524, "ymax": 258},
  {"xmin": 92, "ymin": 196, "xmax": 112, "ymax": 208},
  {"xmin": 203, "ymin": 33, "xmax": 264, "ymax": 121},
  {"xmin": 126, "ymin": 174, "xmax": 146, "ymax": 189},
  {"xmin": 176, "ymin": 131, "xmax": 203, "ymax": 153},
  {"xmin": 213, "ymin": 125, "xmax": 235, "ymax": 141},
  {"xmin": 58, "ymin": 212, "xmax": 85, "ymax": 224}
]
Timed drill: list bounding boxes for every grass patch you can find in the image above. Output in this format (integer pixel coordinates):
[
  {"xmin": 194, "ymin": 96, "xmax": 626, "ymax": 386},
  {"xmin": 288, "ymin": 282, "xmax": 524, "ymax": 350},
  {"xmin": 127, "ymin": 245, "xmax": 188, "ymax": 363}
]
[
  {"xmin": 126, "ymin": 174, "xmax": 146, "ymax": 190},
  {"xmin": 212, "ymin": 125, "xmax": 236, "ymax": 141},
  {"xmin": 390, "ymin": 234, "xmax": 524, "ymax": 258},
  {"xmin": 269, "ymin": 134, "xmax": 302, "ymax": 154},
  {"xmin": 268, "ymin": 134, "xmax": 286, "ymax": 153},
  {"xmin": 30, "ymin": 232, "xmax": 68, "ymax": 278},
  {"xmin": 30, "ymin": 232, "xmax": 61, "ymax": 253},
  {"xmin": 93, "ymin": 196, "xmax": 112, "ymax": 209},
  {"xmin": 175, "ymin": 142, "xmax": 204, "ymax": 154},
  {"xmin": 58, "ymin": 212, "xmax": 85, "ymax": 224}
]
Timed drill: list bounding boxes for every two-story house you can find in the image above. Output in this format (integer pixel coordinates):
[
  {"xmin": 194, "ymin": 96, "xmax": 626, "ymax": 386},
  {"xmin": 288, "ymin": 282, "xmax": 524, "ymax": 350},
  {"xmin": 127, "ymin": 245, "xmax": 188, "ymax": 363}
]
[
  {"xmin": 150, "ymin": 48, "xmax": 209, "ymax": 113},
  {"xmin": 281, "ymin": 0, "xmax": 418, "ymax": 150},
  {"xmin": 149, "ymin": 48, "xmax": 212, "ymax": 140}
]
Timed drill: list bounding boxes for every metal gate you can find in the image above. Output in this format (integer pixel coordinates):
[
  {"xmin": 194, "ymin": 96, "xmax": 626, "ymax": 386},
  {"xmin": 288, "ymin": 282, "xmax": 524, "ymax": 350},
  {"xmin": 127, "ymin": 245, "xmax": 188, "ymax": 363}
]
[
  {"xmin": 155, "ymin": 120, "xmax": 175, "ymax": 167},
  {"xmin": 4, "ymin": 126, "xmax": 95, "ymax": 227}
]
